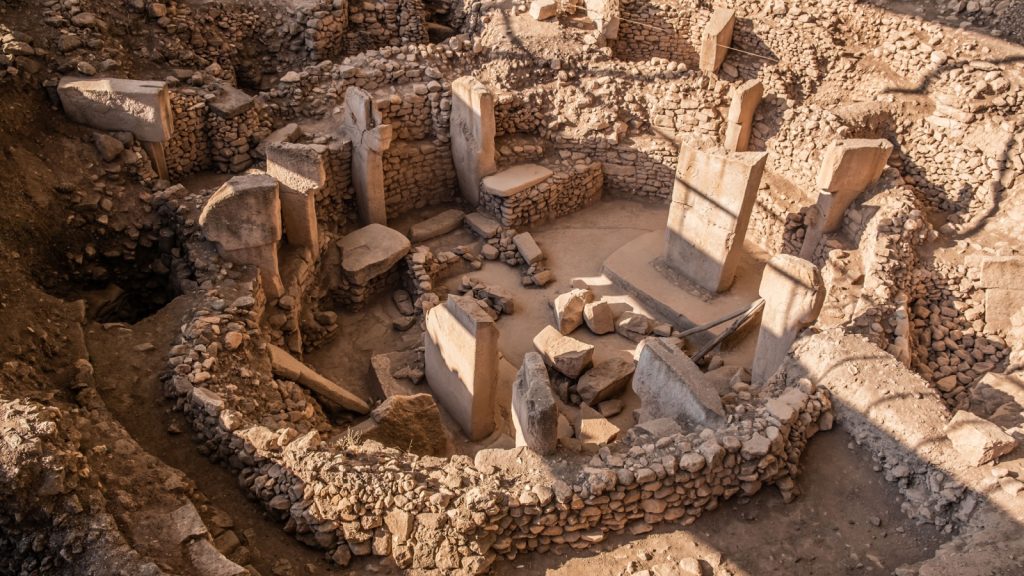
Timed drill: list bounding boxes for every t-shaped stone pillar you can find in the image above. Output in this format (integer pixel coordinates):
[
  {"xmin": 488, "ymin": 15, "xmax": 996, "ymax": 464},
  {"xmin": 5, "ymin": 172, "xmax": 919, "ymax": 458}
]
[
  {"xmin": 723, "ymin": 79, "xmax": 764, "ymax": 152},
  {"xmin": 342, "ymin": 87, "xmax": 392, "ymax": 225},
  {"xmin": 699, "ymin": 8, "xmax": 736, "ymax": 74},
  {"xmin": 664, "ymin": 142, "xmax": 768, "ymax": 293},
  {"xmin": 751, "ymin": 255, "xmax": 825, "ymax": 385},
  {"xmin": 198, "ymin": 174, "xmax": 285, "ymax": 298},
  {"xmin": 814, "ymin": 139, "xmax": 893, "ymax": 233},
  {"xmin": 450, "ymin": 76, "xmax": 496, "ymax": 206}
]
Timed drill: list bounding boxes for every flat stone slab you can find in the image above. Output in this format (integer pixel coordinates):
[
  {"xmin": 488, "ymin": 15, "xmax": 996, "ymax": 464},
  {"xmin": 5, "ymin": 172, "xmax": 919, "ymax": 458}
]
[
  {"xmin": 268, "ymin": 344, "xmax": 370, "ymax": 414},
  {"xmin": 338, "ymin": 223, "xmax": 411, "ymax": 285},
  {"xmin": 632, "ymin": 338, "xmax": 725, "ymax": 427},
  {"xmin": 410, "ymin": 209, "xmax": 466, "ymax": 243},
  {"xmin": 578, "ymin": 356, "xmax": 635, "ymax": 406},
  {"xmin": 209, "ymin": 84, "xmax": 254, "ymax": 118},
  {"xmin": 482, "ymin": 163, "xmax": 553, "ymax": 198},
  {"xmin": 465, "ymin": 211, "xmax": 501, "ymax": 239},
  {"xmin": 199, "ymin": 174, "xmax": 281, "ymax": 252},
  {"xmin": 58, "ymin": 76, "xmax": 173, "ymax": 142},
  {"xmin": 578, "ymin": 403, "xmax": 621, "ymax": 446}
]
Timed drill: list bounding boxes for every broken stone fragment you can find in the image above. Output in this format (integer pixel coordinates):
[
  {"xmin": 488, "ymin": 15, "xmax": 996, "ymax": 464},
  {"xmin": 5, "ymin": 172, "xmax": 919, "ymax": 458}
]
[
  {"xmin": 512, "ymin": 352, "xmax": 558, "ymax": 455},
  {"xmin": 353, "ymin": 393, "xmax": 451, "ymax": 457},
  {"xmin": 529, "ymin": 0, "xmax": 557, "ymax": 20},
  {"xmin": 513, "ymin": 231, "xmax": 544, "ymax": 264},
  {"xmin": 577, "ymin": 356, "xmax": 635, "ymax": 405},
  {"xmin": 577, "ymin": 403, "xmax": 620, "ymax": 447},
  {"xmin": 615, "ymin": 311, "xmax": 652, "ymax": 341},
  {"xmin": 632, "ymin": 338, "xmax": 725, "ymax": 427},
  {"xmin": 533, "ymin": 325, "xmax": 595, "ymax": 378},
  {"xmin": 464, "ymin": 211, "xmax": 501, "ymax": 239},
  {"xmin": 583, "ymin": 300, "xmax": 614, "ymax": 335},
  {"xmin": 553, "ymin": 288, "xmax": 593, "ymax": 334},
  {"xmin": 268, "ymin": 344, "xmax": 370, "ymax": 414},
  {"xmin": 945, "ymin": 410, "xmax": 1017, "ymax": 466},
  {"xmin": 338, "ymin": 223, "xmax": 411, "ymax": 286}
]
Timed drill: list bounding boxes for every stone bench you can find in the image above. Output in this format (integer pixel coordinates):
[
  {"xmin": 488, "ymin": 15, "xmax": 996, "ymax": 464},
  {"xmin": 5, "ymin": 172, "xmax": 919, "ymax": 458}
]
[
  {"xmin": 335, "ymin": 223, "xmax": 411, "ymax": 305},
  {"xmin": 478, "ymin": 162, "xmax": 603, "ymax": 226}
]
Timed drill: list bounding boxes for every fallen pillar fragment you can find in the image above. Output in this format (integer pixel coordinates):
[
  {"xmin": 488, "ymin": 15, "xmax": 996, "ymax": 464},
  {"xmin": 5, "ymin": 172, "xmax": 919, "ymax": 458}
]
[
  {"xmin": 533, "ymin": 325, "xmax": 595, "ymax": 378},
  {"xmin": 699, "ymin": 8, "xmax": 736, "ymax": 74},
  {"xmin": 751, "ymin": 254, "xmax": 825, "ymax": 385},
  {"xmin": 268, "ymin": 344, "xmax": 370, "ymax": 414},
  {"xmin": 814, "ymin": 138, "xmax": 893, "ymax": 233},
  {"xmin": 424, "ymin": 295, "xmax": 499, "ymax": 441},
  {"xmin": 512, "ymin": 352, "xmax": 558, "ymax": 455},
  {"xmin": 945, "ymin": 410, "xmax": 1017, "ymax": 466},
  {"xmin": 723, "ymin": 79, "xmax": 764, "ymax": 152},
  {"xmin": 632, "ymin": 337, "xmax": 725, "ymax": 427}
]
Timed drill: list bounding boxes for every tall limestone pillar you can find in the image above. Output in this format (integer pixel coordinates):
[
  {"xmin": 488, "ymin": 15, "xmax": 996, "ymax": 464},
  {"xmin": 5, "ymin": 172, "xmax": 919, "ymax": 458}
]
[
  {"xmin": 450, "ymin": 76, "xmax": 496, "ymax": 205},
  {"xmin": 342, "ymin": 87, "xmax": 392, "ymax": 225}
]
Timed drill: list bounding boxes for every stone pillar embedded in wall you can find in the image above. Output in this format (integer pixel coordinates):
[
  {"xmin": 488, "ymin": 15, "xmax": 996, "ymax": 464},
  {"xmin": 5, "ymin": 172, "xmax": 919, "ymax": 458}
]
[
  {"xmin": 450, "ymin": 76, "xmax": 496, "ymax": 206},
  {"xmin": 266, "ymin": 141, "xmax": 328, "ymax": 259},
  {"xmin": 198, "ymin": 174, "xmax": 285, "ymax": 298},
  {"xmin": 342, "ymin": 87, "xmax": 392, "ymax": 225},
  {"xmin": 57, "ymin": 76, "xmax": 175, "ymax": 179},
  {"xmin": 584, "ymin": 0, "xmax": 621, "ymax": 46},
  {"xmin": 512, "ymin": 352, "xmax": 558, "ymax": 455},
  {"xmin": 664, "ymin": 142, "xmax": 768, "ymax": 293},
  {"xmin": 751, "ymin": 254, "xmax": 825, "ymax": 385},
  {"xmin": 424, "ymin": 295, "xmax": 499, "ymax": 441},
  {"xmin": 699, "ymin": 8, "xmax": 736, "ymax": 74},
  {"xmin": 723, "ymin": 79, "xmax": 764, "ymax": 152},
  {"xmin": 814, "ymin": 138, "xmax": 894, "ymax": 233}
]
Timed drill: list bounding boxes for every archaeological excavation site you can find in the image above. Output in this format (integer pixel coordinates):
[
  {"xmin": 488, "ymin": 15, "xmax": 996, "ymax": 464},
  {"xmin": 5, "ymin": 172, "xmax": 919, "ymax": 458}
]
[{"xmin": 5, "ymin": 0, "xmax": 1024, "ymax": 574}]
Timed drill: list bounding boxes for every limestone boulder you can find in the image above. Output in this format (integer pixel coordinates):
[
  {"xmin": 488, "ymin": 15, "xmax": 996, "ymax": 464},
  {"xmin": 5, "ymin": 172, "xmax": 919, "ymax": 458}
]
[
  {"xmin": 358, "ymin": 394, "xmax": 452, "ymax": 457},
  {"xmin": 578, "ymin": 356, "xmax": 635, "ymax": 406},
  {"xmin": 584, "ymin": 300, "xmax": 614, "ymax": 335},
  {"xmin": 945, "ymin": 410, "xmax": 1017, "ymax": 466},
  {"xmin": 578, "ymin": 404, "xmax": 621, "ymax": 446},
  {"xmin": 410, "ymin": 209, "xmax": 465, "ymax": 242},
  {"xmin": 58, "ymin": 76, "xmax": 173, "ymax": 142},
  {"xmin": 513, "ymin": 231, "xmax": 544, "ymax": 264},
  {"xmin": 338, "ymin": 223, "xmax": 411, "ymax": 285},
  {"xmin": 533, "ymin": 326, "xmax": 595, "ymax": 378},
  {"xmin": 632, "ymin": 338, "xmax": 724, "ymax": 427},
  {"xmin": 553, "ymin": 288, "xmax": 593, "ymax": 334}
]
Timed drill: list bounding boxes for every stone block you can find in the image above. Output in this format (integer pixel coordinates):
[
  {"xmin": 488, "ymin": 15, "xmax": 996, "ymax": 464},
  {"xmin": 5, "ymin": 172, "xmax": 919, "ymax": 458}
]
[
  {"xmin": 533, "ymin": 325, "xmax": 595, "ymax": 378},
  {"xmin": 584, "ymin": 300, "xmax": 614, "ymax": 335},
  {"xmin": 985, "ymin": 288, "xmax": 1024, "ymax": 333},
  {"xmin": 410, "ymin": 209, "xmax": 466, "ymax": 242},
  {"xmin": 978, "ymin": 257, "xmax": 1024, "ymax": 289},
  {"xmin": 664, "ymin": 143, "xmax": 767, "ymax": 293},
  {"xmin": 513, "ymin": 231, "xmax": 544, "ymax": 264},
  {"xmin": 424, "ymin": 295, "xmax": 499, "ymax": 440},
  {"xmin": 58, "ymin": 76, "xmax": 173, "ymax": 142},
  {"xmin": 529, "ymin": 0, "xmax": 558, "ymax": 20},
  {"xmin": 632, "ymin": 338, "xmax": 724, "ymax": 427},
  {"xmin": 578, "ymin": 403, "xmax": 621, "ymax": 446},
  {"xmin": 699, "ymin": 8, "xmax": 736, "ymax": 74},
  {"xmin": 751, "ymin": 255, "xmax": 825, "ymax": 385},
  {"xmin": 357, "ymin": 394, "xmax": 451, "ymax": 456},
  {"xmin": 945, "ymin": 410, "xmax": 1017, "ymax": 466},
  {"xmin": 338, "ymin": 223, "xmax": 411, "ymax": 285},
  {"xmin": 208, "ymin": 83, "xmax": 253, "ymax": 119},
  {"xmin": 199, "ymin": 174, "xmax": 281, "ymax": 252},
  {"xmin": 578, "ymin": 356, "xmax": 635, "ymax": 405},
  {"xmin": 512, "ymin": 352, "xmax": 558, "ymax": 455},
  {"xmin": 723, "ymin": 79, "xmax": 764, "ymax": 152},
  {"xmin": 553, "ymin": 288, "xmax": 593, "ymax": 334}
]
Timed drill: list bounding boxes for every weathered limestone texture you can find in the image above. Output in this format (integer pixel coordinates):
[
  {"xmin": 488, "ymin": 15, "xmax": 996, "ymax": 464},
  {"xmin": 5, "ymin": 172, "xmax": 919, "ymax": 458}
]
[
  {"xmin": 342, "ymin": 87, "xmax": 393, "ymax": 225},
  {"xmin": 699, "ymin": 8, "xmax": 736, "ymax": 74},
  {"xmin": 751, "ymin": 255, "xmax": 825, "ymax": 385},
  {"xmin": 974, "ymin": 256, "xmax": 1024, "ymax": 333},
  {"xmin": 512, "ymin": 352, "xmax": 558, "ymax": 455},
  {"xmin": 424, "ymin": 295, "xmax": 499, "ymax": 441},
  {"xmin": 268, "ymin": 344, "xmax": 370, "ymax": 414},
  {"xmin": 266, "ymin": 142, "xmax": 327, "ymax": 256},
  {"xmin": 723, "ymin": 79, "xmax": 764, "ymax": 152},
  {"xmin": 533, "ymin": 326, "xmax": 595, "ymax": 378},
  {"xmin": 451, "ymin": 76, "xmax": 497, "ymax": 205},
  {"xmin": 632, "ymin": 338, "xmax": 725, "ymax": 427},
  {"xmin": 198, "ymin": 174, "xmax": 284, "ymax": 297},
  {"xmin": 664, "ymin": 143, "xmax": 768, "ymax": 293},
  {"xmin": 58, "ymin": 77, "xmax": 174, "ymax": 142},
  {"xmin": 815, "ymin": 138, "xmax": 894, "ymax": 232},
  {"xmin": 584, "ymin": 0, "xmax": 621, "ymax": 45},
  {"xmin": 338, "ymin": 223, "xmax": 411, "ymax": 285}
]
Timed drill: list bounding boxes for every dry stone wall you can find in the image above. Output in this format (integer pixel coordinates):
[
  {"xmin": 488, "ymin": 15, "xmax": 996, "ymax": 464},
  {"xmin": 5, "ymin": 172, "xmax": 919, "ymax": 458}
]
[
  {"xmin": 609, "ymin": 0, "xmax": 700, "ymax": 65},
  {"xmin": 345, "ymin": 0, "xmax": 430, "ymax": 56},
  {"xmin": 383, "ymin": 141, "xmax": 458, "ymax": 216},
  {"xmin": 167, "ymin": 90, "xmax": 211, "ymax": 178}
]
